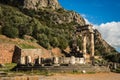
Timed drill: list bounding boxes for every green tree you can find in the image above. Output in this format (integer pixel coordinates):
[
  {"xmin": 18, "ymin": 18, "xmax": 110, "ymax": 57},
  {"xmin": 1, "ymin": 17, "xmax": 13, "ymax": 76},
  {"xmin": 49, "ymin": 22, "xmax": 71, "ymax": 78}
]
[
  {"xmin": 58, "ymin": 36, "xmax": 68, "ymax": 49},
  {"xmin": 50, "ymin": 37, "xmax": 59, "ymax": 47},
  {"xmin": 31, "ymin": 18, "xmax": 43, "ymax": 38},
  {"xmin": 18, "ymin": 24, "xmax": 33, "ymax": 37},
  {"xmin": 0, "ymin": 26, "xmax": 2, "ymax": 34},
  {"xmin": 37, "ymin": 33, "xmax": 51, "ymax": 49},
  {"xmin": 2, "ymin": 25, "xmax": 19, "ymax": 38},
  {"xmin": 77, "ymin": 38, "xmax": 82, "ymax": 50}
]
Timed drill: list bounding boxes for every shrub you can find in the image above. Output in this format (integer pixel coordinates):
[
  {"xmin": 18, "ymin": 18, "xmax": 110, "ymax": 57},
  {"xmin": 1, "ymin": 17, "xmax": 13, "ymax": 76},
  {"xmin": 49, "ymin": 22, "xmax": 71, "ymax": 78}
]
[
  {"xmin": 37, "ymin": 34, "xmax": 51, "ymax": 49},
  {"xmin": 50, "ymin": 37, "xmax": 59, "ymax": 47},
  {"xmin": 19, "ymin": 24, "xmax": 33, "ymax": 37},
  {"xmin": 105, "ymin": 53, "xmax": 120, "ymax": 63},
  {"xmin": 0, "ymin": 26, "xmax": 2, "ymax": 34},
  {"xmin": 58, "ymin": 36, "xmax": 68, "ymax": 49},
  {"xmin": 2, "ymin": 25, "xmax": 19, "ymax": 38}
]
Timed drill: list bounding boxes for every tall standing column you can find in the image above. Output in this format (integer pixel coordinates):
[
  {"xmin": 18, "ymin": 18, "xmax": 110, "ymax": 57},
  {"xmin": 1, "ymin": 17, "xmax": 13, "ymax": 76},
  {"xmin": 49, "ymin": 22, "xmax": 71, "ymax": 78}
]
[
  {"xmin": 38, "ymin": 56, "xmax": 41, "ymax": 65},
  {"xmin": 83, "ymin": 34, "xmax": 87, "ymax": 61},
  {"xmin": 83, "ymin": 34, "xmax": 87, "ymax": 54},
  {"xmin": 26, "ymin": 56, "xmax": 32, "ymax": 65},
  {"xmin": 20, "ymin": 56, "xmax": 25, "ymax": 65},
  {"xmin": 53, "ymin": 57, "xmax": 60, "ymax": 66},
  {"xmin": 90, "ymin": 32, "xmax": 94, "ymax": 57}
]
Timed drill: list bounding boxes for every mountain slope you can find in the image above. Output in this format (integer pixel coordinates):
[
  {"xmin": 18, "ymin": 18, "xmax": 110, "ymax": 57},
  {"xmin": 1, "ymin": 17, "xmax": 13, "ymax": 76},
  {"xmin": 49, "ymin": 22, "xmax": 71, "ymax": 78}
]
[{"xmin": 0, "ymin": 0, "xmax": 119, "ymax": 62}]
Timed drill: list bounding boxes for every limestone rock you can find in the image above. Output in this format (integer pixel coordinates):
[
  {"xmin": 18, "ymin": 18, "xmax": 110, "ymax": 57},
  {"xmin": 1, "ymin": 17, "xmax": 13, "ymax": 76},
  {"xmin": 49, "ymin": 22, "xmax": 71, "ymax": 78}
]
[
  {"xmin": 0, "ymin": 64, "xmax": 5, "ymax": 68},
  {"xmin": 0, "ymin": 0, "xmax": 61, "ymax": 10},
  {"xmin": 94, "ymin": 29, "xmax": 116, "ymax": 53},
  {"xmin": 24, "ymin": 0, "xmax": 61, "ymax": 10},
  {"xmin": 42, "ymin": 10, "xmax": 85, "ymax": 25}
]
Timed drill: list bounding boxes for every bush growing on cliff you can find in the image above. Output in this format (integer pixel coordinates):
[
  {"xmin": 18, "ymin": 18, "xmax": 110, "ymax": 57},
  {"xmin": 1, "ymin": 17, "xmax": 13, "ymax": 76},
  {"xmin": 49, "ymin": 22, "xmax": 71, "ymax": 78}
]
[
  {"xmin": 50, "ymin": 37, "xmax": 59, "ymax": 48},
  {"xmin": 37, "ymin": 33, "xmax": 51, "ymax": 49},
  {"xmin": 58, "ymin": 36, "xmax": 69, "ymax": 49},
  {"xmin": 2, "ymin": 25, "xmax": 19, "ymax": 38},
  {"xmin": 105, "ymin": 53, "xmax": 120, "ymax": 63},
  {"xmin": 0, "ymin": 26, "xmax": 2, "ymax": 34}
]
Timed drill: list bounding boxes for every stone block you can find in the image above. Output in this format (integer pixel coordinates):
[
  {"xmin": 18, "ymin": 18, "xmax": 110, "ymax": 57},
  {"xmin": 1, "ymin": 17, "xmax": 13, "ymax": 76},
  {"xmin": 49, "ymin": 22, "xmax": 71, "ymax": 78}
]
[{"xmin": 70, "ymin": 56, "xmax": 75, "ymax": 65}]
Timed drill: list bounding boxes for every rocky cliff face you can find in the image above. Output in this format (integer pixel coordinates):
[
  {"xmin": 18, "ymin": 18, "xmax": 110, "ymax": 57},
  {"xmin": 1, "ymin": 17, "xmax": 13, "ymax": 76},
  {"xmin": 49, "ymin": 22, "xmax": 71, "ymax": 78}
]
[
  {"xmin": 94, "ymin": 30, "xmax": 117, "ymax": 55},
  {"xmin": 38, "ymin": 9, "xmax": 85, "ymax": 25},
  {"xmin": 24, "ymin": 0, "xmax": 61, "ymax": 10},
  {"xmin": 0, "ymin": 0, "xmax": 61, "ymax": 10},
  {"xmin": 0, "ymin": 0, "xmax": 85, "ymax": 25}
]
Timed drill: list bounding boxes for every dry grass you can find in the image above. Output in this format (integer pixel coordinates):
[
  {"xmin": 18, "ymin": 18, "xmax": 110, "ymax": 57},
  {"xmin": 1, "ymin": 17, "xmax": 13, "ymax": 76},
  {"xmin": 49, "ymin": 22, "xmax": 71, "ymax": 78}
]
[{"xmin": 0, "ymin": 35, "xmax": 41, "ymax": 49}]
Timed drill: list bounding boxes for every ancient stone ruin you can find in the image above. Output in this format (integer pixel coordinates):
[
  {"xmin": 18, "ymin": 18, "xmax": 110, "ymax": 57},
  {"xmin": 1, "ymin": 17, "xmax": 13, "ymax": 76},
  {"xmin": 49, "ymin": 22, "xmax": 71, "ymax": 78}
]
[
  {"xmin": 12, "ymin": 24, "xmax": 94, "ymax": 66},
  {"xmin": 12, "ymin": 45, "xmax": 42, "ymax": 64},
  {"xmin": 12, "ymin": 24, "xmax": 110, "ymax": 73}
]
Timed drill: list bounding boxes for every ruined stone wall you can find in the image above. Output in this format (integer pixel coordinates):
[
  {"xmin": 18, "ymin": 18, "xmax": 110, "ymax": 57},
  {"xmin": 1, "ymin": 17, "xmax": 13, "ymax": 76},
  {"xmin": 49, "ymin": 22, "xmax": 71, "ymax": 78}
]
[
  {"xmin": 0, "ymin": 44, "xmax": 15, "ymax": 64},
  {"xmin": 85, "ymin": 54, "xmax": 91, "ymax": 63},
  {"xmin": 12, "ymin": 46, "xmax": 42, "ymax": 63},
  {"xmin": 12, "ymin": 46, "xmax": 21, "ymax": 63},
  {"xmin": 21, "ymin": 48, "xmax": 42, "ymax": 63},
  {"xmin": 58, "ymin": 57, "xmax": 85, "ymax": 65}
]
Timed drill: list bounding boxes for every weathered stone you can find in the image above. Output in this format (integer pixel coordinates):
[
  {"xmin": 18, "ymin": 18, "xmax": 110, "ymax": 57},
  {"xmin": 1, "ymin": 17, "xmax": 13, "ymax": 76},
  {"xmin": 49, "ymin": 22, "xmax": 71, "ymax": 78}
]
[
  {"xmin": 0, "ymin": 0, "xmax": 61, "ymax": 9},
  {"xmin": 35, "ymin": 56, "xmax": 41, "ymax": 65},
  {"xmin": 53, "ymin": 57, "xmax": 60, "ymax": 66},
  {"xmin": 70, "ymin": 56, "xmax": 75, "ymax": 65},
  {"xmin": 63, "ymin": 57, "xmax": 71, "ymax": 64},
  {"xmin": 113, "ymin": 63, "xmax": 117, "ymax": 69},
  {"xmin": 13, "ymin": 46, "xmax": 42, "ymax": 64},
  {"xmin": 24, "ymin": 0, "xmax": 61, "ymax": 10},
  {"xmin": 0, "ymin": 64, "xmax": 5, "ymax": 68},
  {"xmin": 83, "ymin": 35, "xmax": 87, "ymax": 54},
  {"xmin": 82, "ymin": 70, "xmax": 86, "ymax": 74},
  {"xmin": 26, "ymin": 56, "xmax": 32, "ymax": 64},
  {"xmin": 90, "ymin": 28, "xmax": 94, "ymax": 57},
  {"xmin": 0, "ymin": 44, "xmax": 14, "ymax": 64},
  {"xmin": 28, "ymin": 56, "xmax": 32, "ymax": 63},
  {"xmin": 79, "ymin": 58, "xmax": 85, "ymax": 64},
  {"xmin": 59, "ymin": 57, "xmax": 64, "ymax": 64},
  {"xmin": 20, "ymin": 56, "xmax": 25, "ymax": 64},
  {"xmin": 75, "ymin": 58, "xmax": 80, "ymax": 64},
  {"xmin": 38, "ymin": 57, "xmax": 41, "ymax": 65},
  {"xmin": 53, "ymin": 57, "xmax": 59, "ymax": 64}
]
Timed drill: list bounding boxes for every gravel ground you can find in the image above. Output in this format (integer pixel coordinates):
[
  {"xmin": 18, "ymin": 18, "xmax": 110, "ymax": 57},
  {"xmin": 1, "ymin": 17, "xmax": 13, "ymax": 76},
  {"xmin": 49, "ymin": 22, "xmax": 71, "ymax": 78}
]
[
  {"xmin": 0, "ymin": 72, "xmax": 120, "ymax": 80},
  {"xmin": 39, "ymin": 73, "xmax": 120, "ymax": 80}
]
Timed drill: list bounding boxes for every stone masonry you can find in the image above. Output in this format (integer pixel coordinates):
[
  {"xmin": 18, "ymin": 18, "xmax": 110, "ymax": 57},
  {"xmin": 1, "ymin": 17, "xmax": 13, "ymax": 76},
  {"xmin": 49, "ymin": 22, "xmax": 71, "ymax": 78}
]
[
  {"xmin": 12, "ymin": 46, "xmax": 42, "ymax": 64},
  {"xmin": 0, "ymin": 43, "xmax": 14, "ymax": 64}
]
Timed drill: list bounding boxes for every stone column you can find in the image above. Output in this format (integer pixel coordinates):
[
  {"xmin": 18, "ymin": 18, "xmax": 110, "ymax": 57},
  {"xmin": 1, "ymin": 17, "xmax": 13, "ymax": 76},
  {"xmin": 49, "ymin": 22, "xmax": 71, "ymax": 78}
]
[
  {"xmin": 26, "ymin": 56, "xmax": 32, "ymax": 65},
  {"xmin": 83, "ymin": 34, "xmax": 87, "ymax": 60},
  {"xmin": 53, "ymin": 57, "xmax": 59, "ymax": 64},
  {"xmin": 38, "ymin": 57, "xmax": 41, "ymax": 65},
  {"xmin": 90, "ymin": 32, "xmax": 94, "ymax": 57},
  {"xmin": 70, "ymin": 56, "xmax": 75, "ymax": 65},
  {"xmin": 79, "ymin": 58, "xmax": 85, "ymax": 64},
  {"xmin": 28, "ymin": 56, "xmax": 32, "ymax": 63},
  {"xmin": 53, "ymin": 57, "xmax": 59, "ymax": 66},
  {"xmin": 20, "ymin": 56, "xmax": 25, "ymax": 65},
  {"xmin": 83, "ymin": 34, "xmax": 87, "ymax": 54}
]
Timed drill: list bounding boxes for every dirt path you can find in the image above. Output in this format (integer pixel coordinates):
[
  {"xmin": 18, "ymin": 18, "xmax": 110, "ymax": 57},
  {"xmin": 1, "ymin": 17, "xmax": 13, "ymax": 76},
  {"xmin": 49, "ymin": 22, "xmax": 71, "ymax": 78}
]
[
  {"xmin": 39, "ymin": 73, "xmax": 120, "ymax": 80},
  {"xmin": 0, "ymin": 72, "xmax": 120, "ymax": 80}
]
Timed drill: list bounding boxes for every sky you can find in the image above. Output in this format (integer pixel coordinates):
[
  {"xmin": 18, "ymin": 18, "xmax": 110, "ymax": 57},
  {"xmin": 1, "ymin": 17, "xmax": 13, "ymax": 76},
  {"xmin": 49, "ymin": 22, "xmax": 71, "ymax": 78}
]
[{"xmin": 58, "ymin": 0, "xmax": 120, "ymax": 52}]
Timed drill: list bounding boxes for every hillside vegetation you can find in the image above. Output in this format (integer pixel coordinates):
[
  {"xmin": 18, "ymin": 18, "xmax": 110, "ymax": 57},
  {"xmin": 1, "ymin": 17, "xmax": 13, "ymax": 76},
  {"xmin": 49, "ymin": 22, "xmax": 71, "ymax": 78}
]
[
  {"xmin": 0, "ymin": 0, "xmax": 119, "ymax": 63},
  {"xmin": 0, "ymin": 4, "xmax": 82, "ymax": 49}
]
